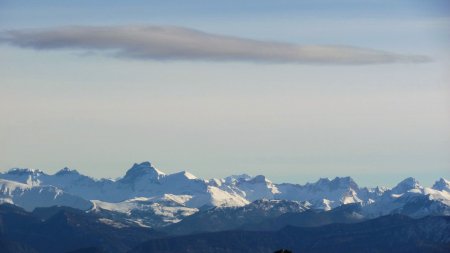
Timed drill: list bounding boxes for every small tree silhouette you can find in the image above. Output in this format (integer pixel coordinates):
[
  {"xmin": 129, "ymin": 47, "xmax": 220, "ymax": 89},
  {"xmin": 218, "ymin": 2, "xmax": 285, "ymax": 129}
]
[{"xmin": 274, "ymin": 249, "xmax": 292, "ymax": 253}]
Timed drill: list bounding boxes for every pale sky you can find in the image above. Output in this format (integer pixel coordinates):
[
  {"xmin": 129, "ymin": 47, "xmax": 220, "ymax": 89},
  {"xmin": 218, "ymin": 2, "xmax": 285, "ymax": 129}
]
[{"xmin": 0, "ymin": 0, "xmax": 449, "ymax": 187}]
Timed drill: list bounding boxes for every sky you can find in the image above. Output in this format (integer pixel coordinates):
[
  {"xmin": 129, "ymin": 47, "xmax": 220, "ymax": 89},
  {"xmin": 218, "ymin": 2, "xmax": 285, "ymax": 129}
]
[{"xmin": 0, "ymin": 0, "xmax": 449, "ymax": 187}]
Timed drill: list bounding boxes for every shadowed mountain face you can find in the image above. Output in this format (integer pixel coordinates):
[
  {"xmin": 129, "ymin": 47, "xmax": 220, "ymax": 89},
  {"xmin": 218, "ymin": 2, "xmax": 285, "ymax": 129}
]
[
  {"xmin": 130, "ymin": 215, "xmax": 450, "ymax": 253},
  {"xmin": 1, "ymin": 203, "xmax": 449, "ymax": 253},
  {"xmin": 163, "ymin": 199, "xmax": 311, "ymax": 235},
  {"xmin": 240, "ymin": 203, "xmax": 365, "ymax": 231},
  {"xmin": 161, "ymin": 198, "xmax": 449, "ymax": 235},
  {"xmin": 0, "ymin": 204, "xmax": 164, "ymax": 253}
]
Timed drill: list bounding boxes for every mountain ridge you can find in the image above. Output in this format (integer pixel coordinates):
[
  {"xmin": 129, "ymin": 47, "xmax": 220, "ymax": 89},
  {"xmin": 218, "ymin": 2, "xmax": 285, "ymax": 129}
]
[{"xmin": 1, "ymin": 161, "xmax": 449, "ymax": 228}]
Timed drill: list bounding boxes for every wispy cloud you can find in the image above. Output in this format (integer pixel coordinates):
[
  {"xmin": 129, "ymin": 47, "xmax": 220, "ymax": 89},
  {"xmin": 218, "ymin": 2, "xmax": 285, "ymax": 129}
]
[{"xmin": 0, "ymin": 25, "xmax": 431, "ymax": 64}]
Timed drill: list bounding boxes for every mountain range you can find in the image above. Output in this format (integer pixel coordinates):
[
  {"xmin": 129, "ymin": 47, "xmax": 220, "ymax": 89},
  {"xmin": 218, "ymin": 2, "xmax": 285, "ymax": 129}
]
[
  {"xmin": 0, "ymin": 161, "xmax": 449, "ymax": 253},
  {"xmin": 1, "ymin": 203, "xmax": 449, "ymax": 253},
  {"xmin": 1, "ymin": 161, "xmax": 449, "ymax": 228}
]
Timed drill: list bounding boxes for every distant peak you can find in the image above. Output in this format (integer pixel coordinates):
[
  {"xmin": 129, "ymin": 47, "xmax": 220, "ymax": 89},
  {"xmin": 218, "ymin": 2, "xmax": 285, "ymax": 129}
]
[
  {"xmin": 333, "ymin": 176, "xmax": 355, "ymax": 182},
  {"xmin": 398, "ymin": 177, "xmax": 420, "ymax": 186},
  {"xmin": 392, "ymin": 177, "xmax": 422, "ymax": 194},
  {"xmin": 223, "ymin": 174, "xmax": 252, "ymax": 184},
  {"xmin": 130, "ymin": 161, "xmax": 164, "ymax": 174},
  {"xmin": 315, "ymin": 177, "xmax": 331, "ymax": 184},
  {"xmin": 7, "ymin": 168, "xmax": 44, "ymax": 175},
  {"xmin": 248, "ymin": 175, "xmax": 271, "ymax": 184},
  {"xmin": 308, "ymin": 176, "xmax": 358, "ymax": 190},
  {"xmin": 432, "ymin": 177, "xmax": 450, "ymax": 191},
  {"xmin": 55, "ymin": 167, "xmax": 80, "ymax": 176},
  {"xmin": 330, "ymin": 176, "xmax": 359, "ymax": 189},
  {"xmin": 121, "ymin": 161, "xmax": 165, "ymax": 182}
]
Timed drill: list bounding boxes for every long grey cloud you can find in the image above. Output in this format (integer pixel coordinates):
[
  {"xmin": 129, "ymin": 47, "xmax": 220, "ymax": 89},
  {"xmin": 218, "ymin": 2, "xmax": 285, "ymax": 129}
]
[{"xmin": 0, "ymin": 25, "xmax": 431, "ymax": 64}]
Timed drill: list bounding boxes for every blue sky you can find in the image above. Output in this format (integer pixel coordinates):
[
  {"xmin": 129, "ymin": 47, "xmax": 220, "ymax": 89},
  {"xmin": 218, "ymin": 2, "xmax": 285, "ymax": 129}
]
[{"xmin": 0, "ymin": 0, "xmax": 449, "ymax": 187}]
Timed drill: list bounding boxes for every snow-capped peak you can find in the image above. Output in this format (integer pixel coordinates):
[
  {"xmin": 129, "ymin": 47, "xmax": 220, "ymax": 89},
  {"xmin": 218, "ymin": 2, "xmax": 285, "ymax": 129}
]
[
  {"xmin": 1, "ymin": 161, "xmax": 449, "ymax": 225},
  {"xmin": 432, "ymin": 178, "xmax": 450, "ymax": 192},
  {"xmin": 223, "ymin": 174, "xmax": 252, "ymax": 184},
  {"xmin": 0, "ymin": 178, "xmax": 92, "ymax": 211},
  {"xmin": 167, "ymin": 171, "xmax": 198, "ymax": 180},
  {"xmin": 6, "ymin": 168, "xmax": 45, "ymax": 175},
  {"xmin": 120, "ymin": 162, "xmax": 165, "ymax": 183},
  {"xmin": 2, "ymin": 168, "xmax": 45, "ymax": 186},
  {"xmin": 233, "ymin": 175, "xmax": 280, "ymax": 201},
  {"xmin": 306, "ymin": 176, "xmax": 358, "ymax": 191},
  {"xmin": 179, "ymin": 171, "xmax": 197, "ymax": 180},
  {"xmin": 391, "ymin": 177, "xmax": 422, "ymax": 194}
]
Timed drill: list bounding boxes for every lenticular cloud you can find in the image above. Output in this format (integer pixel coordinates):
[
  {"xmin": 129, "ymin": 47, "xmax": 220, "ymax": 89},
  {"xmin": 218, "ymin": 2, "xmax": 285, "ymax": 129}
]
[{"xmin": 0, "ymin": 25, "xmax": 431, "ymax": 64}]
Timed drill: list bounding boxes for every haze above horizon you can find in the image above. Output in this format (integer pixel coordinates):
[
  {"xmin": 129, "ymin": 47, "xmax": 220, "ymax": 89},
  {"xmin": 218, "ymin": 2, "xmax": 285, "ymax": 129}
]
[{"xmin": 1, "ymin": 0, "xmax": 449, "ymax": 187}]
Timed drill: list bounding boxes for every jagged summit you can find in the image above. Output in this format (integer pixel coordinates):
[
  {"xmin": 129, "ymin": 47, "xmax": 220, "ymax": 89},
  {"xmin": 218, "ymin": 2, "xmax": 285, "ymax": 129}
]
[
  {"xmin": 306, "ymin": 176, "xmax": 358, "ymax": 191},
  {"xmin": 391, "ymin": 177, "xmax": 422, "ymax": 194},
  {"xmin": 223, "ymin": 174, "xmax": 252, "ymax": 184},
  {"xmin": 3, "ymin": 168, "xmax": 46, "ymax": 185},
  {"xmin": 120, "ymin": 161, "xmax": 165, "ymax": 183},
  {"xmin": 432, "ymin": 178, "xmax": 450, "ymax": 192},
  {"xmin": 316, "ymin": 177, "xmax": 331, "ymax": 183},
  {"xmin": 55, "ymin": 167, "xmax": 81, "ymax": 176},
  {"xmin": 7, "ymin": 168, "xmax": 45, "ymax": 175},
  {"xmin": 248, "ymin": 175, "xmax": 271, "ymax": 184},
  {"xmin": 330, "ymin": 176, "xmax": 359, "ymax": 190}
]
